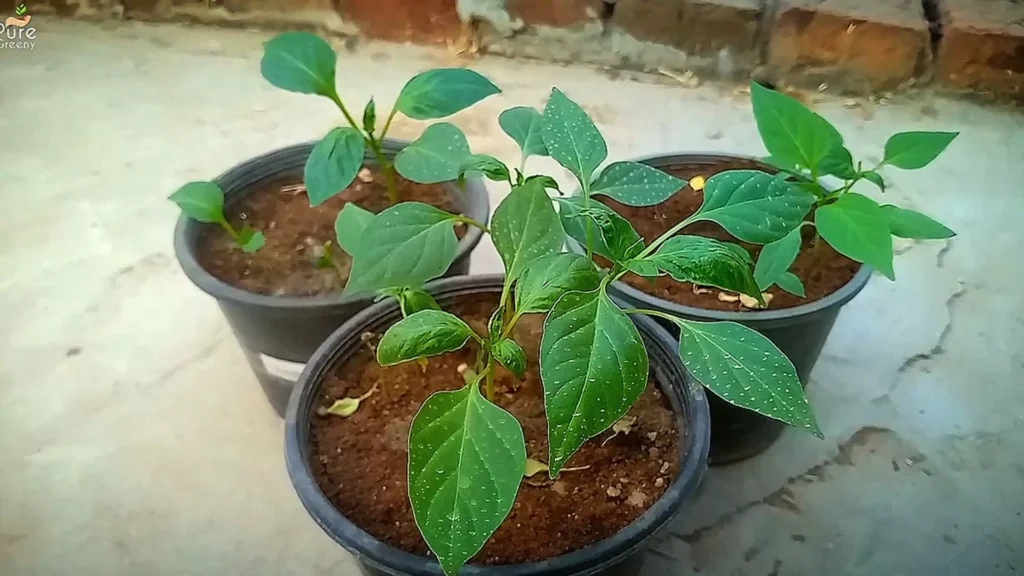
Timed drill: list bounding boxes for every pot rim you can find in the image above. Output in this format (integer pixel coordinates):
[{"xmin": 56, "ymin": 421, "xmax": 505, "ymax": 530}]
[
  {"xmin": 284, "ymin": 274, "xmax": 711, "ymax": 576},
  {"xmin": 172, "ymin": 140, "xmax": 489, "ymax": 312},
  {"xmin": 573, "ymin": 151, "xmax": 873, "ymax": 324}
]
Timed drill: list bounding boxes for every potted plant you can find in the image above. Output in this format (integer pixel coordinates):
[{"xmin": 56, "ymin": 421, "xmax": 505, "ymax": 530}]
[
  {"xmin": 285, "ymin": 87, "xmax": 820, "ymax": 576},
  {"xmin": 170, "ymin": 32, "xmax": 499, "ymax": 415},
  {"xmin": 598, "ymin": 83, "xmax": 958, "ymax": 463}
]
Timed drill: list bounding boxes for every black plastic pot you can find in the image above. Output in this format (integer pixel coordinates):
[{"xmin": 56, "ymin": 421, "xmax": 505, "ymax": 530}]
[
  {"xmin": 597, "ymin": 153, "xmax": 872, "ymax": 465},
  {"xmin": 285, "ymin": 275, "xmax": 711, "ymax": 576},
  {"xmin": 173, "ymin": 140, "xmax": 489, "ymax": 417}
]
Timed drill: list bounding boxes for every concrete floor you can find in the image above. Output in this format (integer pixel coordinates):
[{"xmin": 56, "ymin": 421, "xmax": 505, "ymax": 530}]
[{"xmin": 1, "ymin": 20, "xmax": 1022, "ymax": 576}]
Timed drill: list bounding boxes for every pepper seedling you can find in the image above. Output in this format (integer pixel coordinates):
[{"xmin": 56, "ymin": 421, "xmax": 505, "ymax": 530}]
[
  {"xmin": 747, "ymin": 82, "xmax": 957, "ymax": 294},
  {"xmin": 338, "ymin": 87, "xmax": 819, "ymax": 576},
  {"xmin": 169, "ymin": 181, "xmax": 265, "ymax": 253},
  {"xmin": 260, "ymin": 31, "xmax": 501, "ymax": 205}
]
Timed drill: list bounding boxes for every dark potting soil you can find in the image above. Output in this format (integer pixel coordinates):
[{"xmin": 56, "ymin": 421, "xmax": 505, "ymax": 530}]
[
  {"xmin": 308, "ymin": 295, "xmax": 682, "ymax": 565},
  {"xmin": 195, "ymin": 168, "xmax": 464, "ymax": 297},
  {"xmin": 604, "ymin": 159, "xmax": 861, "ymax": 311}
]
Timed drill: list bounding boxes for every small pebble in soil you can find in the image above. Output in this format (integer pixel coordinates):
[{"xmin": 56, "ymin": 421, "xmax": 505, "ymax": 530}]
[
  {"xmin": 740, "ymin": 292, "xmax": 774, "ymax": 309},
  {"xmin": 647, "ymin": 431, "xmax": 658, "ymax": 441},
  {"xmin": 660, "ymin": 461, "xmax": 670, "ymax": 474},
  {"xmin": 358, "ymin": 168, "xmax": 374, "ymax": 183},
  {"xmin": 718, "ymin": 292, "xmax": 740, "ymax": 303},
  {"xmin": 655, "ymin": 477, "xmax": 664, "ymax": 488},
  {"xmin": 552, "ymin": 481, "xmax": 568, "ymax": 496},
  {"xmin": 649, "ymin": 447, "xmax": 660, "ymax": 459},
  {"xmin": 606, "ymin": 485, "xmax": 622, "ymax": 498},
  {"xmin": 692, "ymin": 284, "xmax": 712, "ymax": 295},
  {"xmin": 626, "ymin": 490, "xmax": 647, "ymax": 508}
]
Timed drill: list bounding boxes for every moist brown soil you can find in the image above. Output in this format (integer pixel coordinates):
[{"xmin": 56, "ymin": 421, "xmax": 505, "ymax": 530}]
[
  {"xmin": 195, "ymin": 168, "xmax": 464, "ymax": 297},
  {"xmin": 605, "ymin": 159, "xmax": 861, "ymax": 311},
  {"xmin": 309, "ymin": 295, "xmax": 682, "ymax": 565}
]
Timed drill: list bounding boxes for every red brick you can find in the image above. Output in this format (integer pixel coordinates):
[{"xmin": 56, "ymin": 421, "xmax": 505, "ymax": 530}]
[
  {"xmin": 937, "ymin": 0, "xmax": 1024, "ymax": 99},
  {"xmin": 769, "ymin": 0, "xmax": 931, "ymax": 88},
  {"xmin": 337, "ymin": 0, "xmax": 461, "ymax": 44},
  {"xmin": 507, "ymin": 0, "xmax": 597, "ymax": 28},
  {"xmin": 614, "ymin": 0, "xmax": 759, "ymax": 56}
]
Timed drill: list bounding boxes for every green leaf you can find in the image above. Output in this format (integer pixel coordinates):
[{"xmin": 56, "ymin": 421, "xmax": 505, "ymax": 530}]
[
  {"xmin": 238, "ymin": 227, "xmax": 265, "ymax": 254},
  {"xmin": 590, "ymin": 161, "xmax": 685, "ymax": 207},
  {"xmin": 492, "ymin": 338, "xmax": 527, "ymax": 379},
  {"xmin": 362, "ymin": 98, "xmax": 376, "ymax": 135},
  {"xmin": 819, "ymin": 146, "xmax": 857, "ymax": 179},
  {"xmin": 491, "ymin": 179, "xmax": 564, "ymax": 282},
  {"xmin": 399, "ymin": 288, "xmax": 441, "ymax": 316},
  {"xmin": 395, "ymin": 68, "xmax": 501, "ymax": 120},
  {"xmin": 377, "ymin": 310, "xmax": 475, "ymax": 365},
  {"xmin": 646, "ymin": 236, "xmax": 760, "ymax": 300},
  {"xmin": 556, "ymin": 197, "xmax": 644, "ymax": 262},
  {"xmin": 540, "ymin": 289, "xmax": 648, "ymax": 475},
  {"xmin": 525, "ymin": 175, "xmax": 560, "ymax": 193},
  {"xmin": 673, "ymin": 319, "xmax": 821, "ymax": 437},
  {"xmin": 409, "ymin": 384, "xmax": 526, "ymax": 576},
  {"xmin": 305, "ymin": 127, "xmax": 366, "ymax": 206},
  {"xmin": 499, "ymin": 106, "xmax": 548, "ymax": 159},
  {"xmin": 816, "ymin": 193, "xmax": 894, "ymax": 280},
  {"xmin": 334, "ymin": 202, "xmax": 375, "ymax": 256},
  {"xmin": 625, "ymin": 259, "xmax": 662, "ymax": 277},
  {"xmin": 260, "ymin": 32, "xmax": 337, "ymax": 98},
  {"xmin": 694, "ymin": 170, "xmax": 814, "ymax": 244},
  {"xmin": 460, "ymin": 154, "xmax": 510, "ymax": 184},
  {"xmin": 862, "ymin": 170, "xmax": 885, "ymax": 192},
  {"xmin": 880, "ymin": 205, "xmax": 955, "ymax": 239},
  {"xmin": 345, "ymin": 202, "xmax": 459, "ymax": 294},
  {"xmin": 169, "ymin": 181, "xmax": 225, "ymax": 224},
  {"xmin": 750, "ymin": 82, "xmax": 843, "ymax": 172},
  {"xmin": 394, "ymin": 123, "xmax": 472, "ymax": 184},
  {"xmin": 775, "ymin": 271, "xmax": 805, "ymax": 297},
  {"xmin": 754, "ymin": 226, "xmax": 803, "ymax": 290},
  {"xmin": 541, "ymin": 88, "xmax": 607, "ymax": 185},
  {"xmin": 515, "ymin": 253, "xmax": 601, "ymax": 314},
  {"xmin": 488, "ymin": 309, "xmax": 504, "ymax": 342},
  {"xmin": 883, "ymin": 131, "xmax": 958, "ymax": 169}
]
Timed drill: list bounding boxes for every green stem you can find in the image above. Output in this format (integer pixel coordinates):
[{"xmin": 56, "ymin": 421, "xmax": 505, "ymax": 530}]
[
  {"xmin": 581, "ymin": 178, "xmax": 594, "ymax": 261},
  {"xmin": 634, "ymin": 212, "xmax": 701, "ymax": 261},
  {"xmin": 619, "ymin": 307, "xmax": 679, "ymax": 324},
  {"xmin": 217, "ymin": 217, "xmax": 241, "ymax": 241},
  {"xmin": 380, "ymin": 107, "xmax": 399, "ymax": 141},
  {"xmin": 485, "ymin": 361, "xmax": 496, "ymax": 402},
  {"xmin": 500, "ymin": 310, "xmax": 524, "ymax": 340},
  {"xmin": 455, "ymin": 216, "xmax": 491, "ymax": 234},
  {"xmin": 331, "ymin": 91, "xmax": 400, "ymax": 203}
]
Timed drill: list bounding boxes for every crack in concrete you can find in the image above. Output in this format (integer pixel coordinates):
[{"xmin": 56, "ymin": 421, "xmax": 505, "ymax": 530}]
[
  {"xmin": 671, "ymin": 426, "xmax": 893, "ymax": 544},
  {"xmin": 936, "ymin": 238, "xmax": 954, "ymax": 269},
  {"xmin": 875, "ymin": 281, "xmax": 968, "ymax": 403}
]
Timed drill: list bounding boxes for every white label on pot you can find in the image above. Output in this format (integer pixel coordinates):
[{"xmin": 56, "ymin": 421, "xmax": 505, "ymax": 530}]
[{"xmin": 259, "ymin": 353, "xmax": 306, "ymax": 382}]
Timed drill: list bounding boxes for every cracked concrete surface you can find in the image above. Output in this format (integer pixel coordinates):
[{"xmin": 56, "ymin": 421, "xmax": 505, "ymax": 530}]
[{"xmin": 2, "ymin": 20, "xmax": 1023, "ymax": 576}]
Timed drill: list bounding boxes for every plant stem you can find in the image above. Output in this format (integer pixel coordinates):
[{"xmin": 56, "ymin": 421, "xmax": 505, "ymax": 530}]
[
  {"xmin": 217, "ymin": 217, "xmax": 241, "ymax": 241},
  {"xmin": 330, "ymin": 92, "xmax": 401, "ymax": 203},
  {"xmin": 455, "ymin": 216, "xmax": 491, "ymax": 234},
  {"xmin": 500, "ymin": 311, "xmax": 524, "ymax": 340},
  {"xmin": 581, "ymin": 178, "xmax": 594, "ymax": 260},
  {"xmin": 619, "ymin": 307, "xmax": 679, "ymax": 324},
  {"xmin": 485, "ymin": 362, "xmax": 496, "ymax": 402},
  {"xmin": 634, "ymin": 212, "xmax": 700, "ymax": 261}
]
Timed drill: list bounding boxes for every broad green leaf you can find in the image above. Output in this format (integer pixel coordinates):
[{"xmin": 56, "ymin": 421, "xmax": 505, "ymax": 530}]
[
  {"xmin": 345, "ymin": 202, "xmax": 459, "ymax": 294},
  {"xmin": 694, "ymin": 170, "xmax": 814, "ymax": 244},
  {"xmin": 395, "ymin": 68, "xmax": 501, "ymax": 120},
  {"xmin": 541, "ymin": 88, "xmax": 607, "ymax": 185},
  {"xmin": 305, "ymin": 127, "xmax": 366, "ymax": 206},
  {"xmin": 883, "ymin": 131, "xmax": 958, "ymax": 169},
  {"xmin": 377, "ymin": 310, "xmax": 475, "ymax": 365},
  {"xmin": 673, "ymin": 319, "xmax": 821, "ymax": 437},
  {"xmin": 862, "ymin": 170, "xmax": 885, "ymax": 192},
  {"xmin": 492, "ymin": 338, "xmax": 527, "ymax": 378},
  {"xmin": 540, "ymin": 289, "xmax": 648, "ymax": 475},
  {"xmin": 515, "ymin": 253, "xmax": 601, "ymax": 314},
  {"xmin": 398, "ymin": 288, "xmax": 441, "ymax": 316},
  {"xmin": 626, "ymin": 259, "xmax": 662, "ymax": 277},
  {"xmin": 238, "ymin": 227, "xmax": 265, "ymax": 254},
  {"xmin": 880, "ymin": 205, "xmax": 955, "ymax": 239},
  {"xmin": 460, "ymin": 154, "xmax": 510, "ymax": 183},
  {"xmin": 525, "ymin": 175, "xmax": 560, "ymax": 193},
  {"xmin": 409, "ymin": 384, "xmax": 526, "ymax": 576},
  {"xmin": 362, "ymin": 98, "xmax": 376, "ymax": 135},
  {"xmin": 488, "ymin": 309, "xmax": 504, "ymax": 342},
  {"xmin": 754, "ymin": 226, "xmax": 803, "ymax": 290},
  {"xmin": 819, "ymin": 146, "xmax": 857, "ymax": 179},
  {"xmin": 556, "ymin": 197, "xmax": 644, "ymax": 262},
  {"xmin": 491, "ymin": 179, "xmax": 564, "ymax": 282},
  {"xmin": 394, "ymin": 123, "xmax": 472, "ymax": 184},
  {"xmin": 816, "ymin": 193, "xmax": 894, "ymax": 279},
  {"xmin": 646, "ymin": 236, "xmax": 760, "ymax": 300},
  {"xmin": 169, "ymin": 181, "xmax": 225, "ymax": 223},
  {"xmin": 590, "ymin": 161, "xmax": 685, "ymax": 207},
  {"xmin": 499, "ymin": 106, "xmax": 548, "ymax": 159},
  {"xmin": 260, "ymin": 32, "xmax": 337, "ymax": 98},
  {"xmin": 750, "ymin": 82, "xmax": 843, "ymax": 172},
  {"xmin": 775, "ymin": 271, "xmax": 805, "ymax": 297},
  {"xmin": 334, "ymin": 202, "xmax": 375, "ymax": 256}
]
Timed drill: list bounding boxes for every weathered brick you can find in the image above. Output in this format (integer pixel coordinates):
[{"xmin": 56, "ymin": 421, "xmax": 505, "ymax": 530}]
[
  {"xmin": 937, "ymin": 0, "xmax": 1024, "ymax": 99},
  {"xmin": 337, "ymin": 0, "xmax": 461, "ymax": 44},
  {"xmin": 769, "ymin": 0, "xmax": 931, "ymax": 89},
  {"xmin": 506, "ymin": 0, "xmax": 598, "ymax": 28},
  {"xmin": 614, "ymin": 0, "xmax": 759, "ymax": 56}
]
